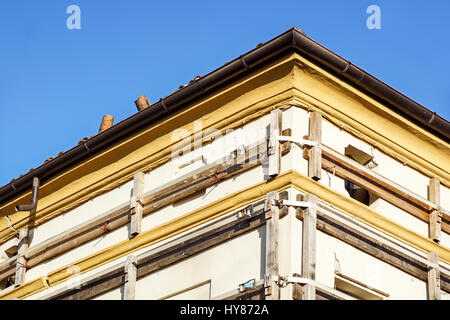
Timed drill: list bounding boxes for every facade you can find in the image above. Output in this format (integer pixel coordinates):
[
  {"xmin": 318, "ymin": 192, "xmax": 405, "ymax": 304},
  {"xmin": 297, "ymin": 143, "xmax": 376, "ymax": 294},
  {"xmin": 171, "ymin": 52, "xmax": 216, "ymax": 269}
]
[{"xmin": 0, "ymin": 28, "xmax": 449, "ymax": 300}]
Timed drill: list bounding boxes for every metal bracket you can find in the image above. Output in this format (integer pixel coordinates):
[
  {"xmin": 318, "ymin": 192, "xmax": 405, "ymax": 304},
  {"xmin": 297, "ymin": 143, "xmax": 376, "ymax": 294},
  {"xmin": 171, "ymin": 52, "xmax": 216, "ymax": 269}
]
[
  {"xmin": 238, "ymin": 278, "xmax": 256, "ymax": 292},
  {"xmin": 278, "ymin": 200, "xmax": 317, "ymax": 209},
  {"xmin": 275, "ymin": 135, "xmax": 318, "ymax": 147},
  {"xmin": 236, "ymin": 203, "xmax": 254, "ymax": 219}
]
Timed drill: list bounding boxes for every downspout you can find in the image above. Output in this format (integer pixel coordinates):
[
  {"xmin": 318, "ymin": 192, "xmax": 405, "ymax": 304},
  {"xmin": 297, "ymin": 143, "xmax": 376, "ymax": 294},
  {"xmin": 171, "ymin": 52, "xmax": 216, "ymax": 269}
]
[{"xmin": 15, "ymin": 177, "xmax": 40, "ymax": 213}]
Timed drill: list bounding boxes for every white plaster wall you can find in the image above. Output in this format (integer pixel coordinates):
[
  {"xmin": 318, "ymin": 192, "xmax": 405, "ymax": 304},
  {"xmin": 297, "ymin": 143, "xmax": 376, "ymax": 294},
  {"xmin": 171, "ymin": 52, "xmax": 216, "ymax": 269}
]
[
  {"xmin": 322, "ymin": 119, "xmax": 429, "ymax": 199},
  {"xmin": 278, "ymin": 188, "xmax": 303, "ymax": 300},
  {"xmin": 0, "ymin": 236, "xmax": 17, "ymax": 263},
  {"xmin": 316, "ymin": 230, "xmax": 339, "ymax": 289},
  {"xmin": 441, "ymin": 185, "xmax": 450, "ymax": 211},
  {"xmin": 371, "ymin": 198, "xmax": 429, "ymax": 238},
  {"xmin": 30, "ymin": 180, "xmax": 134, "ymax": 248},
  {"xmin": 441, "ymin": 230, "xmax": 450, "ymax": 249},
  {"xmin": 281, "ymin": 106, "xmax": 309, "ymax": 177},
  {"xmin": 332, "ymin": 230, "xmax": 428, "ymax": 299}
]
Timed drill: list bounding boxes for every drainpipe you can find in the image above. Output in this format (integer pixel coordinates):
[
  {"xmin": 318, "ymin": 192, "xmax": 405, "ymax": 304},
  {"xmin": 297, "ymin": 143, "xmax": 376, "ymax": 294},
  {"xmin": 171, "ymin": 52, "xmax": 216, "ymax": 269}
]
[{"xmin": 15, "ymin": 177, "xmax": 40, "ymax": 213}]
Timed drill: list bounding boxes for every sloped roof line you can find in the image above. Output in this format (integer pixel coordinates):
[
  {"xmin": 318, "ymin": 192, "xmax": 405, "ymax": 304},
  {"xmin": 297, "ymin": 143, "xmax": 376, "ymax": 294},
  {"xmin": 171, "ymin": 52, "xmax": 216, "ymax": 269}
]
[{"xmin": 1, "ymin": 27, "xmax": 448, "ymax": 204}]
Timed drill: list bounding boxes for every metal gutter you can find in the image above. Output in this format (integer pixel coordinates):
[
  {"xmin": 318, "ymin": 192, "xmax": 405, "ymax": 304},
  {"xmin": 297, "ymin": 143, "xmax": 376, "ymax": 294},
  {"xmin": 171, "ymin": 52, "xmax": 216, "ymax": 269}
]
[{"xmin": 1, "ymin": 28, "xmax": 448, "ymax": 204}]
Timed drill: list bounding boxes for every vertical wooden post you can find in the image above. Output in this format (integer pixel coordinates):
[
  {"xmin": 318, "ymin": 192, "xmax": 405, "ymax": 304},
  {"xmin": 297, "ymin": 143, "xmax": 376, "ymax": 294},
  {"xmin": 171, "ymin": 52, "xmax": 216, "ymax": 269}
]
[
  {"xmin": 427, "ymin": 252, "xmax": 441, "ymax": 300},
  {"xmin": 129, "ymin": 172, "xmax": 144, "ymax": 238},
  {"xmin": 429, "ymin": 178, "xmax": 441, "ymax": 243},
  {"xmin": 264, "ymin": 191, "xmax": 280, "ymax": 300},
  {"xmin": 15, "ymin": 229, "xmax": 29, "ymax": 286},
  {"xmin": 124, "ymin": 255, "xmax": 137, "ymax": 300},
  {"xmin": 300, "ymin": 193, "xmax": 317, "ymax": 300},
  {"xmin": 308, "ymin": 111, "xmax": 322, "ymax": 181},
  {"xmin": 268, "ymin": 109, "xmax": 282, "ymax": 178}
]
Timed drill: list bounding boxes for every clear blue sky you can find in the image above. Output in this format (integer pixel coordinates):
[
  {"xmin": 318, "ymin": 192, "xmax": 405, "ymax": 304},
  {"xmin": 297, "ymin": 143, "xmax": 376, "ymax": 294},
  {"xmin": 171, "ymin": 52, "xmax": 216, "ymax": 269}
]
[{"xmin": 0, "ymin": 0, "xmax": 449, "ymax": 187}]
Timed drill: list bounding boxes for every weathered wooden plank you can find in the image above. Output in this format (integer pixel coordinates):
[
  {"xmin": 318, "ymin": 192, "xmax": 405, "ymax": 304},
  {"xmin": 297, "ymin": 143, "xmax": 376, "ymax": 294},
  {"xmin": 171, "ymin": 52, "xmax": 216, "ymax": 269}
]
[
  {"xmin": 49, "ymin": 208, "xmax": 267, "ymax": 300},
  {"xmin": 308, "ymin": 111, "xmax": 322, "ymax": 181},
  {"xmin": 304, "ymin": 146, "xmax": 450, "ymax": 235},
  {"xmin": 298, "ymin": 207, "xmax": 449, "ymax": 292},
  {"xmin": 129, "ymin": 172, "xmax": 144, "ymax": 238},
  {"xmin": 264, "ymin": 192, "xmax": 280, "ymax": 300},
  {"xmin": 299, "ymin": 193, "xmax": 317, "ymax": 300},
  {"xmin": 429, "ymin": 210, "xmax": 442, "ymax": 244},
  {"xmin": 429, "ymin": 178, "xmax": 441, "ymax": 243},
  {"xmin": 427, "ymin": 252, "xmax": 441, "ymax": 300},
  {"xmin": 267, "ymin": 109, "xmax": 282, "ymax": 177},
  {"xmin": 14, "ymin": 229, "xmax": 29, "ymax": 286},
  {"xmin": 429, "ymin": 178, "xmax": 440, "ymax": 205},
  {"xmin": 123, "ymin": 255, "xmax": 137, "ymax": 300}
]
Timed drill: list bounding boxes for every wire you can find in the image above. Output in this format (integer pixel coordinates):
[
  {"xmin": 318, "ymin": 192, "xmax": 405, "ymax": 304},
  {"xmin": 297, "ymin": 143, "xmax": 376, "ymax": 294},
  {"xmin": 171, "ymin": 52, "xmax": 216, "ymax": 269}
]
[{"xmin": 4, "ymin": 215, "xmax": 17, "ymax": 232}]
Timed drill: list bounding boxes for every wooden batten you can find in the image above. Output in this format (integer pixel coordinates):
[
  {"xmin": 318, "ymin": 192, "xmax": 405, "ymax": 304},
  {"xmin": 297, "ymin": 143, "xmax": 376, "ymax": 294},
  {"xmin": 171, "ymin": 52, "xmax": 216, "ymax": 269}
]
[
  {"xmin": 304, "ymin": 145, "xmax": 450, "ymax": 235},
  {"xmin": 427, "ymin": 252, "xmax": 441, "ymax": 300},
  {"xmin": 267, "ymin": 109, "xmax": 282, "ymax": 178},
  {"xmin": 264, "ymin": 191, "xmax": 280, "ymax": 300},
  {"xmin": 45, "ymin": 206, "xmax": 267, "ymax": 300},
  {"xmin": 298, "ymin": 193, "xmax": 317, "ymax": 300},
  {"xmin": 429, "ymin": 178, "xmax": 442, "ymax": 243},
  {"xmin": 129, "ymin": 172, "xmax": 144, "ymax": 238},
  {"xmin": 308, "ymin": 111, "xmax": 322, "ymax": 181},
  {"xmin": 294, "ymin": 203, "xmax": 450, "ymax": 293},
  {"xmin": 123, "ymin": 255, "xmax": 137, "ymax": 300}
]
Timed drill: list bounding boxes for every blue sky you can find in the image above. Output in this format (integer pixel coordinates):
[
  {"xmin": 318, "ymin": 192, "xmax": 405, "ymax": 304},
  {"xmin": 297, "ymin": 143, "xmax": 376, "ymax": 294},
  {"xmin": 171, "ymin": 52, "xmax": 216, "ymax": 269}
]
[{"xmin": 0, "ymin": 0, "xmax": 449, "ymax": 187}]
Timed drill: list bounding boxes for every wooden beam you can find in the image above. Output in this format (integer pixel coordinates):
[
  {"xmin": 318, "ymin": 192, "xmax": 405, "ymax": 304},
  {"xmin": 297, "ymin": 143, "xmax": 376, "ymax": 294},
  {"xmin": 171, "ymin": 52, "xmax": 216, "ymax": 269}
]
[
  {"xmin": 308, "ymin": 111, "xmax": 322, "ymax": 181},
  {"xmin": 298, "ymin": 193, "xmax": 317, "ymax": 300},
  {"xmin": 129, "ymin": 172, "xmax": 144, "ymax": 238},
  {"xmin": 427, "ymin": 252, "xmax": 441, "ymax": 300},
  {"xmin": 14, "ymin": 229, "xmax": 29, "ymax": 286},
  {"xmin": 429, "ymin": 178, "xmax": 441, "ymax": 243},
  {"xmin": 429, "ymin": 178, "xmax": 440, "ymax": 205},
  {"xmin": 267, "ymin": 109, "xmax": 282, "ymax": 177},
  {"xmin": 296, "ymin": 203, "xmax": 450, "ymax": 293},
  {"xmin": 47, "ymin": 206, "xmax": 267, "ymax": 300},
  {"xmin": 123, "ymin": 255, "xmax": 137, "ymax": 300},
  {"xmin": 304, "ymin": 145, "xmax": 450, "ymax": 235},
  {"xmin": 264, "ymin": 191, "xmax": 280, "ymax": 300}
]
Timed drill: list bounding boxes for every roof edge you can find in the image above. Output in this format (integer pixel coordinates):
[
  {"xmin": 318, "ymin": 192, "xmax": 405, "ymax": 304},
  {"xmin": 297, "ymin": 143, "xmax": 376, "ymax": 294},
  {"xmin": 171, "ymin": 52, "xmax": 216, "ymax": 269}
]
[{"xmin": 1, "ymin": 28, "xmax": 448, "ymax": 205}]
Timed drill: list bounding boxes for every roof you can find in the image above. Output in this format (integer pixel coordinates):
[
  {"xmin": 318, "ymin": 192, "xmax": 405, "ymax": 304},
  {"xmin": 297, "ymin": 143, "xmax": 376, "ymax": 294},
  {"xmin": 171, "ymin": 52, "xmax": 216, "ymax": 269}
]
[{"xmin": 1, "ymin": 27, "xmax": 449, "ymax": 204}]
